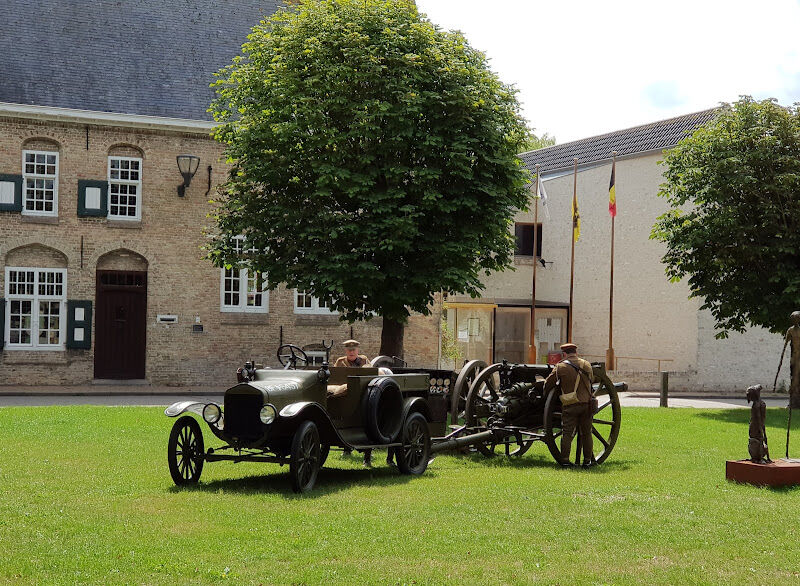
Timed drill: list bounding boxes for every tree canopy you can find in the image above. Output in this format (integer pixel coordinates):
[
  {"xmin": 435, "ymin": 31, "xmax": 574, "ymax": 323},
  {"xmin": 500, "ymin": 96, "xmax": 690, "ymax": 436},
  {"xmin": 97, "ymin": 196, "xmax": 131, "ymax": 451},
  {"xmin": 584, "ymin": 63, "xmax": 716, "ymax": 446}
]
[
  {"xmin": 651, "ymin": 97, "xmax": 800, "ymax": 337},
  {"xmin": 208, "ymin": 0, "xmax": 531, "ymax": 354}
]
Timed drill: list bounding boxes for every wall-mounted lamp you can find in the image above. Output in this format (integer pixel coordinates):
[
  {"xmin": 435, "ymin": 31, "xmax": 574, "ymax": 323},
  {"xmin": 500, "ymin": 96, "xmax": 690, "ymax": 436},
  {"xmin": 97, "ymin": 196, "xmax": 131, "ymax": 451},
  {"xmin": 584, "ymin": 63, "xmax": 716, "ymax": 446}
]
[
  {"xmin": 176, "ymin": 154, "xmax": 200, "ymax": 197},
  {"xmin": 538, "ymin": 258, "xmax": 554, "ymax": 268}
]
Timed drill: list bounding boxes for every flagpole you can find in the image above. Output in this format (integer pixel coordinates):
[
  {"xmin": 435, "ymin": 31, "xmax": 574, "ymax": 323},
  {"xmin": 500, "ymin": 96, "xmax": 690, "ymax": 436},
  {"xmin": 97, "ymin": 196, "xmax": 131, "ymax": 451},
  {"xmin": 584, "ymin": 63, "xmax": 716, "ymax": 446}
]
[
  {"xmin": 606, "ymin": 152, "xmax": 617, "ymax": 370},
  {"xmin": 528, "ymin": 165, "xmax": 540, "ymax": 364},
  {"xmin": 568, "ymin": 158, "xmax": 577, "ymax": 343}
]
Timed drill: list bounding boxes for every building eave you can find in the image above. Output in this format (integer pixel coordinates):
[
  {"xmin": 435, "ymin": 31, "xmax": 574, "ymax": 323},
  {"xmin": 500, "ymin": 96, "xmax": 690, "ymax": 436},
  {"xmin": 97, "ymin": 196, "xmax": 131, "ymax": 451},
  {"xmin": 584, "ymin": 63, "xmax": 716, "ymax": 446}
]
[{"xmin": 0, "ymin": 102, "xmax": 217, "ymax": 134}]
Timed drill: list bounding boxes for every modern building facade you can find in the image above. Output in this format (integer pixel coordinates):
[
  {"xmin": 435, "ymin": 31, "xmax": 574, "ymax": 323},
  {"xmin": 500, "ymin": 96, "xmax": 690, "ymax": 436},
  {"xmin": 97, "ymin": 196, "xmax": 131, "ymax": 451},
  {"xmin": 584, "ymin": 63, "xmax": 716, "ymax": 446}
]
[{"xmin": 446, "ymin": 110, "xmax": 788, "ymax": 391}]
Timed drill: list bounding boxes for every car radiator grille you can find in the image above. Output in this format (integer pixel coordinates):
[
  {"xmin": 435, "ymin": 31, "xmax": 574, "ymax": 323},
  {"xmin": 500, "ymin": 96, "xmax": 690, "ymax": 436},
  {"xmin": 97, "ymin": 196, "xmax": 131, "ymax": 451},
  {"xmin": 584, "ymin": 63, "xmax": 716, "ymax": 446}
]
[{"xmin": 225, "ymin": 393, "xmax": 264, "ymax": 440}]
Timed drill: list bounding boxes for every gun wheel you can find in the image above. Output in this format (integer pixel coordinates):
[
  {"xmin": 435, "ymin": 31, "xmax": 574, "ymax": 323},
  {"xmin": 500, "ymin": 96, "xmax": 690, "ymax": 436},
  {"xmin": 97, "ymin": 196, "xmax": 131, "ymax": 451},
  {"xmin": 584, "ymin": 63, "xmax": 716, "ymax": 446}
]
[
  {"xmin": 543, "ymin": 376, "xmax": 621, "ymax": 466},
  {"xmin": 450, "ymin": 360, "xmax": 487, "ymax": 425}
]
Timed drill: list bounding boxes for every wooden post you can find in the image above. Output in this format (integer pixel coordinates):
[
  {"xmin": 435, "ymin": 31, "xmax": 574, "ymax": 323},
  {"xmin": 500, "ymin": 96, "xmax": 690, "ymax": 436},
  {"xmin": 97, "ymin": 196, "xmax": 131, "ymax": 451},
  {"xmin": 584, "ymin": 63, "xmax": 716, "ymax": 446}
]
[
  {"xmin": 660, "ymin": 371, "xmax": 669, "ymax": 407},
  {"xmin": 606, "ymin": 152, "xmax": 617, "ymax": 370},
  {"xmin": 568, "ymin": 158, "xmax": 578, "ymax": 342},
  {"xmin": 528, "ymin": 165, "xmax": 540, "ymax": 364}
]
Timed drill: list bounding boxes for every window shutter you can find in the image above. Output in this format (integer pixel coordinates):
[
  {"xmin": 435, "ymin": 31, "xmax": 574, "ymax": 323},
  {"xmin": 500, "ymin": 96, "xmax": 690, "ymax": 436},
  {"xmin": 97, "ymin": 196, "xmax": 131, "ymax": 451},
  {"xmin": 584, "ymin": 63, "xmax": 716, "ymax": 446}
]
[
  {"xmin": 0, "ymin": 298, "xmax": 5, "ymax": 349},
  {"xmin": 77, "ymin": 180, "xmax": 108, "ymax": 217},
  {"xmin": 0, "ymin": 174, "xmax": 23, "ymax": 212},
  {"xmin": 66, "ymin": 300, "xmax": 92, "ymax": 350}
]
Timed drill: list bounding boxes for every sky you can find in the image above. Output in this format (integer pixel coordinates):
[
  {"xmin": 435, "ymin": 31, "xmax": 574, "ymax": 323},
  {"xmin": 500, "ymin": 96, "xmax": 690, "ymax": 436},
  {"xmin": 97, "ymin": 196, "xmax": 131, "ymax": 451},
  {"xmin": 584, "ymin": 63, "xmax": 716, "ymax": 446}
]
[{"xmin": 416, "ymin": 0, "xmax": 800, "ymax": 143}]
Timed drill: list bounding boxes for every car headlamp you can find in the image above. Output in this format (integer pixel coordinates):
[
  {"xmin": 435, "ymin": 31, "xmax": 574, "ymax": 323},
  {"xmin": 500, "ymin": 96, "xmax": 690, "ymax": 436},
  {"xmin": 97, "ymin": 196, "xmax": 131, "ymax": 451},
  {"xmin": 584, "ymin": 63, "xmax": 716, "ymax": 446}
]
[
  {"xmin": 203, "ymin": 403, "xmax": 221, "ymax": 424},
  {"xmin": 260, "ymin": 404, "xmax": 277, "ymax": 425}
]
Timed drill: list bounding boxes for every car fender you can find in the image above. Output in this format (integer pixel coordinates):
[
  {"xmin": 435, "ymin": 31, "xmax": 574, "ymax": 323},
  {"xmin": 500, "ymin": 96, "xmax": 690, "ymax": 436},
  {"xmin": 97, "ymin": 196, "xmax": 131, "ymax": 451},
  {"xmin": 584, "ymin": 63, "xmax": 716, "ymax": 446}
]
[
  {"xmin": 164, "ymin": 401, "xmax": 206, "ymax": 418},
  {"xmin": 278, "ymin": 401, "xmax": 340, "ymax": 445},
  {"xmin": 401, "ymin": 396, "xmax": 431, "ymax": 423}
]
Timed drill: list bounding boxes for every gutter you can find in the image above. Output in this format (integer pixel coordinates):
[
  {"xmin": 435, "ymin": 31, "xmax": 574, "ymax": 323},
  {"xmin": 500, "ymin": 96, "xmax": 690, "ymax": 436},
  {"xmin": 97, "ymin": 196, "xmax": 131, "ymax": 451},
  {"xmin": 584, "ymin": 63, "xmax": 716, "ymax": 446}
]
[{"xmin": 0, "ymin": 102, "xmax": 217, "ymax": 134}]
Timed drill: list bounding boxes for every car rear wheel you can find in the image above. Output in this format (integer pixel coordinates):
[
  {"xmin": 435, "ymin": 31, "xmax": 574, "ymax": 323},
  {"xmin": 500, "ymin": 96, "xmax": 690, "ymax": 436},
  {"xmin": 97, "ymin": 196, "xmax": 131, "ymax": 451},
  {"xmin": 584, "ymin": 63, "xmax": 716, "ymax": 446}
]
[
  {"xmin": 396, "ymin": 412, "xmax": 431, "ymax": 476},
  {"xmin": 290, "ymin": 421, "xmax": 321, "ymax": 493},
  {"xmin": 168, "ymin": 416, "xmax": 204, "ymax": 485},
  {"xmin": 319, "ymin": 444, "xmax": 330, "ymax": 468}
]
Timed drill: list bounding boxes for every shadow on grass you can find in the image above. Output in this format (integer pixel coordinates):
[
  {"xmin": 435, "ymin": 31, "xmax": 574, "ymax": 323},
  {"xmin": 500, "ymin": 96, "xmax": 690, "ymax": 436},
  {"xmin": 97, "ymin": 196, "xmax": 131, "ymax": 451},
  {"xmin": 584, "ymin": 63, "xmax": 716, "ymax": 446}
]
[
  {"xmin": 695, "ymin": 408, "xmax": 791, "ymax": 432},
  {"xmin": 168, "ymin": 461, "xmax": 419, "ymax": 499},
  {"xmin": 441, "ymin": 449, "xmax": 637, "ymax": 473}
]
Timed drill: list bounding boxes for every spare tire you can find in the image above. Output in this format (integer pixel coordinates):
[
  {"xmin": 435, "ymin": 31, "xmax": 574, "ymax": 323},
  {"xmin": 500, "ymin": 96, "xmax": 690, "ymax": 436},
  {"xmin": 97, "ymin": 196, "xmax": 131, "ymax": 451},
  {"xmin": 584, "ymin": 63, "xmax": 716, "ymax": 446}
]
[{"xmin": 363, "ymin": 377, "xmax": 404, "ymax": 444}]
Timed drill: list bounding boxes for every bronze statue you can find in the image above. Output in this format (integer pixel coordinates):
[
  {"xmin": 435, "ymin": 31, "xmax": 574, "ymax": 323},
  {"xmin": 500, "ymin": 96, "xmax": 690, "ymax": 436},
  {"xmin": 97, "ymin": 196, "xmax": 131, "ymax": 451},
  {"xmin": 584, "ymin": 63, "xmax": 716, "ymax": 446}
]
[
  {"xmin": 775, "ymin": 311, "xmax": 800, "ymax": 409},
  {"xmin": 746, "ymin": 384, "xmax": 770, "ymax": 464}
]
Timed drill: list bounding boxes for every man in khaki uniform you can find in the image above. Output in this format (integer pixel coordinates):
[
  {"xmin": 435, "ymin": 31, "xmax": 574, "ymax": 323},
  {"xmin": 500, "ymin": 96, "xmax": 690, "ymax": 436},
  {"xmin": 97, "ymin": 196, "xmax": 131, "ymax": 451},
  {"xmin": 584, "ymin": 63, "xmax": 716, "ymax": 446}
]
[
  {"xmin": 328, "ymin": 340, "xmax": 371, "ymax": 399},
  {"xmin": 543, "ymin": 343, "xmax": 595, "ymax": 468},
  {"xmin": 333, "ymin": 339, "xmax": 371, "ymax": 368}
]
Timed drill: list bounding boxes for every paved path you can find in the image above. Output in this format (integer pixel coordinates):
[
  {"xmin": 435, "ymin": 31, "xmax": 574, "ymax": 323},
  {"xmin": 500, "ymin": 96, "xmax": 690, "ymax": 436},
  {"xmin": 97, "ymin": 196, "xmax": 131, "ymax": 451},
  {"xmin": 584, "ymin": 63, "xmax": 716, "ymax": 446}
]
[{"xmin": 0, "ymin": 386, "xmax": 791, "ymax": 408}]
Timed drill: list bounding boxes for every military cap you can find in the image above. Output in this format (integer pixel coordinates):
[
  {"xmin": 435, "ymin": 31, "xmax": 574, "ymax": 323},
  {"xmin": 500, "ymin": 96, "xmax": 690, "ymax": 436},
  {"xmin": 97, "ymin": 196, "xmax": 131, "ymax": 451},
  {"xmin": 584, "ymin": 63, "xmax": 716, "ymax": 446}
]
[
  {"xmin": 343, "ymin": 339, "xmax": 361, "ymax": 348},
  {"xmin": 560, "ymin": 343, "xmax": 578, "ymax": 353}
]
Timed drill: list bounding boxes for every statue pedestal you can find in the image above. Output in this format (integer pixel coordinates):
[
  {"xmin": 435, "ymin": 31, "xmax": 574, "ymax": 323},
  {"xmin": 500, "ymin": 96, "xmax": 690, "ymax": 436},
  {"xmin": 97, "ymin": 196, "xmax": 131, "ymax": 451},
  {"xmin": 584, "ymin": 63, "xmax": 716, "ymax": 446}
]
[{"xmin": 726, "ymin": 459, "xmax": 800, "ymax": 487}]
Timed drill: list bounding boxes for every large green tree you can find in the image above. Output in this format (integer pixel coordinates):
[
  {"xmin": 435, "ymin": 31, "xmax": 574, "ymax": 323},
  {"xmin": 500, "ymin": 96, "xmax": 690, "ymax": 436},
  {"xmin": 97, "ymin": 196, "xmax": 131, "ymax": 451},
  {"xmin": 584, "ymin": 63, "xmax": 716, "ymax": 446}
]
[
  {"xmin": 208, "ymin": 0, "xmax": 531, "ymax": 357},
  {"xmin": 652, "ymin": 97, "xmax": 800, "ymax": 339}
]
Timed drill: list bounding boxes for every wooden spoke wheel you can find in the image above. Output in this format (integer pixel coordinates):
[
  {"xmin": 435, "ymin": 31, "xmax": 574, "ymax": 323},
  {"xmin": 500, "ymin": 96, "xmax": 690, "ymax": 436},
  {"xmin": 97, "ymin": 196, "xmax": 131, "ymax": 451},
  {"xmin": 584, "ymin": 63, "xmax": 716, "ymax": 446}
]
[
  {"xmin": 463, "ymin": 364, "xmax": 507, "ymax": 457},
  {"xmin": 450, "ymin": 360, "xmax": 487, "ymax": 425},
  {"xmin": 396, "ymin": 412, "xmax": 431, "ymax": 475},
  {"xmin": 168, "ymin": 416, "xmax": 205, "ymax": 485},
  {"xmin": 290, "ymin": 421, "xmax": 322, "ymax": 493},
  {"xmin": 543, "ymin": 379, "xmax": 621, "ymax": 466}
]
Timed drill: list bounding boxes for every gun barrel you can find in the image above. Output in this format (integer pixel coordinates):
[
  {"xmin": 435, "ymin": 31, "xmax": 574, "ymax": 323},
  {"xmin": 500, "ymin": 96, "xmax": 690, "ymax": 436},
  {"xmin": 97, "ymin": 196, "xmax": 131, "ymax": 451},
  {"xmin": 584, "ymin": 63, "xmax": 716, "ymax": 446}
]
[{"xmin": 430, "ymin": 429, "xmax": 497, "ymax": 454}]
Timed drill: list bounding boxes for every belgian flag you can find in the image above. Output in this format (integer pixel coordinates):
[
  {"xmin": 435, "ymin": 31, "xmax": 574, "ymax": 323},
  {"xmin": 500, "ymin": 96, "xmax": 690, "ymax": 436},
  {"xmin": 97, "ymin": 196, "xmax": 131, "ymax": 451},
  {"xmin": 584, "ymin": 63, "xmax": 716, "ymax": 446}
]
[{"xmin": 608, "ymin": 160, "xmax": 617, "ymax": 217}]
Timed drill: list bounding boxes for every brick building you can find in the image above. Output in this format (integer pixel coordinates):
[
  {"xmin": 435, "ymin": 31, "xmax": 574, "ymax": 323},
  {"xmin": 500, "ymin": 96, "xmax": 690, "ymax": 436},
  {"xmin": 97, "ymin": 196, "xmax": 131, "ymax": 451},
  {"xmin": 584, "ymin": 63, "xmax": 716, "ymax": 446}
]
[{"xmin": 0, "ymin": 0, "xmax": 441, "ymax": 386}]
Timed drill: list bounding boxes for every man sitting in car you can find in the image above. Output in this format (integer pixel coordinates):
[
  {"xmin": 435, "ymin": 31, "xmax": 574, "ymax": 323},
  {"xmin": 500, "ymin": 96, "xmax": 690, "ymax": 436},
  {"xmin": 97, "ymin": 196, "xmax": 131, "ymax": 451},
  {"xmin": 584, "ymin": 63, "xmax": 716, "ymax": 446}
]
[
  {"xmin": 327, "ymin": 339, "xmax": 371, "ymax": 397},
  {"xmin": 333, "ymin": 339, "xmax": 371, "ymax": 368}
]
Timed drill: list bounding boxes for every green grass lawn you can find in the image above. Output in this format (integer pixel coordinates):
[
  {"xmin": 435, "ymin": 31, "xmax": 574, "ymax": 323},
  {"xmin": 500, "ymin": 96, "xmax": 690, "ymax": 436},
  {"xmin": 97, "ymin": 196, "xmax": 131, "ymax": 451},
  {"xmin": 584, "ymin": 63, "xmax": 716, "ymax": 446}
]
[{"xmin": 0, "ymin": 406, "xmax": 799, "ymax": 585}]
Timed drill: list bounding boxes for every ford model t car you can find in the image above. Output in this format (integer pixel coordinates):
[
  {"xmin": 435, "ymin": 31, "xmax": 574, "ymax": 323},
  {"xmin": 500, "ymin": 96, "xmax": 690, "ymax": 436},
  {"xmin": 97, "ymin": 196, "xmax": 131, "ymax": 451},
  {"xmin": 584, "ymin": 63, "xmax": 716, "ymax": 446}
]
[{"xmin": 164, "ymin": 344, "xmax": 452, "ymax": 493}]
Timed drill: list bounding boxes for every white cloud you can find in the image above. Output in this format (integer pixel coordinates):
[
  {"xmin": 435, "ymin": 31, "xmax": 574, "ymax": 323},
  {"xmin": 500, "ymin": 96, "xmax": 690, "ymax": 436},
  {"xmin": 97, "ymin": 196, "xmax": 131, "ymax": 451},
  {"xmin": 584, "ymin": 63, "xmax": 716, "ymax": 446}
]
[{"xmin": 416, "ymin": 0, "xmax": 800, "ymax": 142}]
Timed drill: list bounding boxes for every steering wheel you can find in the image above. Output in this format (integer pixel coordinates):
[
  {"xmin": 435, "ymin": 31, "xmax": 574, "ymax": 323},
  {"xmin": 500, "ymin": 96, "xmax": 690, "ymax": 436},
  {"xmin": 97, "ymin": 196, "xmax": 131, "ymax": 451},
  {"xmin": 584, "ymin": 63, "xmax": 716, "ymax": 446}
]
[{"xmin": 277, "ymin": 344, "xmax": 309, "ymax": 369}]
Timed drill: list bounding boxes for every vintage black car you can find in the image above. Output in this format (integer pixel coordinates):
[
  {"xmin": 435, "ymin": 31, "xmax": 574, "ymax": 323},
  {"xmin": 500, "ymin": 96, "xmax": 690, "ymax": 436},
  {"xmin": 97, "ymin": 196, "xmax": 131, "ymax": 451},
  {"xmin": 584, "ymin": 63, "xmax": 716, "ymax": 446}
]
[{"xmin": 165, "ymin": 344, "xmax": 453, "ymax": 493}]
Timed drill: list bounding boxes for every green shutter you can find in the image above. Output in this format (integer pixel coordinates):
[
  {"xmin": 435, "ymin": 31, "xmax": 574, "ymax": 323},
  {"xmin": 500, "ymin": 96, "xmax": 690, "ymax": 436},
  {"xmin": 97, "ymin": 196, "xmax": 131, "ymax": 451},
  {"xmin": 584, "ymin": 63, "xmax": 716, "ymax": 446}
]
[
  {"xmin": 0, "ymin": 298, "xmax": 5, "ymax": 349},
  {"xmin": 0, "ymin": 174, "xmax": 23, "ymax": 212},
  {"xmin": 77, "ymin": 180, "xmax": 108, "ymax": 217},
  {"xmin": 66, "ymin": 300, "xmax": 92, "ymax": 350}
]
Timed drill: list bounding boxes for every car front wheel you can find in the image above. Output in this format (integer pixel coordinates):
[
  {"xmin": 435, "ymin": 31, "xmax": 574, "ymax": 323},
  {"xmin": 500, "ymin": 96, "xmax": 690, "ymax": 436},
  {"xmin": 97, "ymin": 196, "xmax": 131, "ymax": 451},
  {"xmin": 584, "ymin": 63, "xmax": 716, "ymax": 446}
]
[
  {"xmin": 168, "ymin": 416, "xmax": 205, "ymax": 485},
  {"xmin": 290, "ymin": 421, "xmax": 322, "ymax": 493},
  {"xmin": 396, "ymin": 412, "xmax": 431, "ymax": 476}
]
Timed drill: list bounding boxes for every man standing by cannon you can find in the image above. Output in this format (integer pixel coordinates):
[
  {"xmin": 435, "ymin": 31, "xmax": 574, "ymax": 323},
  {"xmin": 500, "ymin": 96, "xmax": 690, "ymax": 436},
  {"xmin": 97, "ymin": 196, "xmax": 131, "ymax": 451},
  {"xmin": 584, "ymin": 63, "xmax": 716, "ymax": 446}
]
[{"xmin": 543, "ymin": 343, "xmax": 596, "ymax": 468}]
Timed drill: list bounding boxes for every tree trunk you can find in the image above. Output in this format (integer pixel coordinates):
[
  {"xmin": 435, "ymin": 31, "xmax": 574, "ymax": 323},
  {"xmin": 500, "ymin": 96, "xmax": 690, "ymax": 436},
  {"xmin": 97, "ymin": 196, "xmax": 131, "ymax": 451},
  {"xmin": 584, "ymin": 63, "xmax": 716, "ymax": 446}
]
[{"xmin": 380, "ymin": 317, "xmax": 405, "ymax": 359}]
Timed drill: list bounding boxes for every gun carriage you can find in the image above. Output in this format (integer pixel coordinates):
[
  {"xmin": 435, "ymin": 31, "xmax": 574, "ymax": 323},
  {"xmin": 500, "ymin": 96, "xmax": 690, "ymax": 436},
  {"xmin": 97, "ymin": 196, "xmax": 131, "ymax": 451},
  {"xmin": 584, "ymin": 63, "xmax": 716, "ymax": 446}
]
[{"xmin": 430, "ymin": 360, "xmax": 624, "ymax": 466}]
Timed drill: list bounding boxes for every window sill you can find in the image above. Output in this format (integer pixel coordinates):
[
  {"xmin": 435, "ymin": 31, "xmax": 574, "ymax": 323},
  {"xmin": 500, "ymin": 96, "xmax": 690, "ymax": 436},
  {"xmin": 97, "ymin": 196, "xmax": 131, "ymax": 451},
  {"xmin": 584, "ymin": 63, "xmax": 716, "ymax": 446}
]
[
  {"xmin": 107, "ymin": 219, "xmax": 142, "ymax": 229},
  {"xmin": 513, "ymin": 255, "xmax": 539, "ymax": 266},
  {"xmin": 21, "ymin": 214, "xmax": 59, "ymax": 225}
]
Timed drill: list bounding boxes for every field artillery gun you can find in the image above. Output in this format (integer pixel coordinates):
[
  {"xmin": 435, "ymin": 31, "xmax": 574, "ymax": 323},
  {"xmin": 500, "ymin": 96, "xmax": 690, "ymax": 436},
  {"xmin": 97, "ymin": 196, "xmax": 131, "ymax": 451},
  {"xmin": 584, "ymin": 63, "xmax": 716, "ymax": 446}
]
[{"xmin": 430, "ymin": 361, "xmax": 625, "ymax": 466}]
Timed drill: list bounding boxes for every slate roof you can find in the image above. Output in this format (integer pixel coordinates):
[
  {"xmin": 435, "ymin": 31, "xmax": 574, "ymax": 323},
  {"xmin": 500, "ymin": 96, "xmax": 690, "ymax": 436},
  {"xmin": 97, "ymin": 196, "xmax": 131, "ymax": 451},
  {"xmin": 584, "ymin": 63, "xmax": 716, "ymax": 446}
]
[
  {"xmin": 0, "ymin": 0, "xmax": 281, "ymax": 121},
  {"xmin": 520, "ymin": 108, "xmax": 719, "ymax": 175}
]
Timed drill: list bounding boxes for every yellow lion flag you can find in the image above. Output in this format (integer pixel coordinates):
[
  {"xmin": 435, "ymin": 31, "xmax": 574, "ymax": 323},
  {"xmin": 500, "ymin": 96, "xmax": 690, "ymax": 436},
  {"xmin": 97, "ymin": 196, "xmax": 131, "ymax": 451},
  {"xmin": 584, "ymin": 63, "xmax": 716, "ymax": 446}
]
[
  {"xmin": 571, "ymin": 190, "xmax": 580, "ymax": 242},
  {"xmin": 609, "ymin": 160, "xmax": 617, "ymax": 217}
]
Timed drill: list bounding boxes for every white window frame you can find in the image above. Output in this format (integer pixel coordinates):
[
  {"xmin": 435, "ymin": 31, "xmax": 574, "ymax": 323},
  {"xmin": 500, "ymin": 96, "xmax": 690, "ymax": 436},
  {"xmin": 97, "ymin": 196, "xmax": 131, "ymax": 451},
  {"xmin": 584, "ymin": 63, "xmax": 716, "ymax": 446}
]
[
  {"xmin": 219, "ymin": 237, "xmax": 268, "ymax": 313},
  {"xmin": 4, "ymin": 267, "xmax": 67, "ymax": 350},
  {"xmin": 107, "ymin": 156, "xmax": 143, "ymax": 220},
  {"xmin": 294, "ymin": 289, "xmax": 337, "ymax": 315},
  {"xmin": 22, "ymin": 150, "xmax": 59, "ymax": 217}
]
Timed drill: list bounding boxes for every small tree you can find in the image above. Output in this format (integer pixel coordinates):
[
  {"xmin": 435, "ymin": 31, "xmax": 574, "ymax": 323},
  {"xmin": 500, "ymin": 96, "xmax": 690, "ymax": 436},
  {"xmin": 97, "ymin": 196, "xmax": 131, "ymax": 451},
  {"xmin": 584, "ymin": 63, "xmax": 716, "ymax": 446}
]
[
  {"xmin": 520, "ymin": 130, "xmax": 555, "ymax": 152},
  {"xmin": 208, "ymin": 0, "xmax": 531, "ymax": 357},
  {"xmin": 652, "ymin": 97, "xmax": 800, "ymax": 337}
]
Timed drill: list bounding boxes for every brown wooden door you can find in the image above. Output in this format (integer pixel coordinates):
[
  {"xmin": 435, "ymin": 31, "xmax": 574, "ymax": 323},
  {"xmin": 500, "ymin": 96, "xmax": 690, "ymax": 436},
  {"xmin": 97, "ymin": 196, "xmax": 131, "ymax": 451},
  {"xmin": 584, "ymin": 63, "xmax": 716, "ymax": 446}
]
[{"xmin": 94, "ymin": 271, "xmax": 147, "ymax": 379}]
